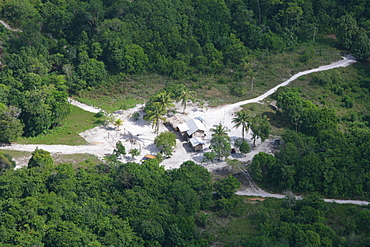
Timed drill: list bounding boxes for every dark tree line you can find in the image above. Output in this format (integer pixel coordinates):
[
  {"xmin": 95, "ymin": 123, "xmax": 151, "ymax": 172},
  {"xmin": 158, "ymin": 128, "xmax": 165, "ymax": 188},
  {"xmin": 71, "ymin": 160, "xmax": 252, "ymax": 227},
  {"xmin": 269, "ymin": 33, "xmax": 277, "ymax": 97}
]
[
  {"xmin": 1, "ymin": 149, "xmax": 369, "ymax": 246},
  {"xmin": 0, "ymin": 150, "xmax": 243, "ymax": 246},
  {"xmin": 251, "ymin": 82, "xmax": 370, "ymax": 200}
]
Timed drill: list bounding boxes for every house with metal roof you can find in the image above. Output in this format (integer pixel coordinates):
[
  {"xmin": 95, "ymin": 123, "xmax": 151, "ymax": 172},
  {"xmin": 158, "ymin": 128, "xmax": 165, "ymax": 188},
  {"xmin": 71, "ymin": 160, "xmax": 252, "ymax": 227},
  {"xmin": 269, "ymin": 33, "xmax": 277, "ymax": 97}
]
[
  {"xmin": 189, "ymin": 136, "xmax": 205, "ymax": 151},
  {"xmin": 178, "ymin": 118, "xmax": 206, "ymax": 140}
]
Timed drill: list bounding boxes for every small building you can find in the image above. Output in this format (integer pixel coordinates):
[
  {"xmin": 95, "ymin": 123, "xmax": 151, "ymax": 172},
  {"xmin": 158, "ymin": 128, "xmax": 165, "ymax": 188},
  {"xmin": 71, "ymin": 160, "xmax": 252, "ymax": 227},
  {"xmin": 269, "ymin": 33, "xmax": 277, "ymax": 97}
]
[
  {"xmin": 189, "ymin": 137, "xmax": 205, "ymax": 151},
  {"xmin": 166, "ymin": 114, "xmax": 185, "ymax": 131},
  {"xmin": 178, "ymin": 118, "xmax": 206, "ymax": 140}
]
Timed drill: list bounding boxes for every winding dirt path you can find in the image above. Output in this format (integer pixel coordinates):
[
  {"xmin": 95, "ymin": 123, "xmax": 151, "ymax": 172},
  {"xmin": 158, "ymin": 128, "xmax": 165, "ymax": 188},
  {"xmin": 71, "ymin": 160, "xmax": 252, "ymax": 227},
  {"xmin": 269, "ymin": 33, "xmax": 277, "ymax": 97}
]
[
  {"xmin": 2, "ymin": 55, "xmax": 367, "ymax": 205},
  {"xmin": 0, "ymin": 20, "xmax": 22, "ymax": 32}
]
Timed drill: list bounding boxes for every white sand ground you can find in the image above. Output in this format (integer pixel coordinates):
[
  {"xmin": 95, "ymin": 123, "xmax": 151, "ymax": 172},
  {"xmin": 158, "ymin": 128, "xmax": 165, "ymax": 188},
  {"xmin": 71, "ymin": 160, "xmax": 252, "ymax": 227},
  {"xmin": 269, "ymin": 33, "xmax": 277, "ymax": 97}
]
[{"xmin": 2, "ymin": 55, "xmax": 367, "ymax": 205}]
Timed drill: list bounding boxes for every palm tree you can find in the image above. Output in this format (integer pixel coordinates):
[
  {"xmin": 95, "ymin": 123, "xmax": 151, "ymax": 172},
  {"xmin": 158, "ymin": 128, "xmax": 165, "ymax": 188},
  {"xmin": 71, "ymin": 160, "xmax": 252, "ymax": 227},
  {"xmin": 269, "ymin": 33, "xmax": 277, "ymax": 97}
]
[
  {"xmin": 250, "ymin": 115, "xmax": 270, "ymax": 146},
  {"xmin": 147, "ymin": 107, "xmax": 166, "ymax": 135},
  {"xmin": 210, "ymin": 123, "xmax": 230, "ymax": 140},
  {"xmin": 154, "ymin": 91, "xmax": 175, "ymax": 113},
  {"xmin": 178, "ymin": 89, "xmax": 196, "ymax": 113},
  {"xmin": 232, "ymin": 110, "xmax": 251, "ymax": 140},
  {"xmin": 113, "ymin": 118, "xmax": 124, "ymax": 131}
]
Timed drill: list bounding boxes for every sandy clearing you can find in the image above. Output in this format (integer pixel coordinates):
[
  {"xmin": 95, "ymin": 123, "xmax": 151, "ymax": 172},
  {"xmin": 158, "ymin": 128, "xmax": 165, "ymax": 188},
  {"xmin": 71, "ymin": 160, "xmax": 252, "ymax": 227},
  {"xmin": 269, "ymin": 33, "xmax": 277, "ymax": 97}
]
[
  {"xmin": 2, "ymin": 55, "xmax": 367, "ymax": 205},
  {"xmin": 1, "ymin": 55, "xmax": 356, "ymax": 170}
]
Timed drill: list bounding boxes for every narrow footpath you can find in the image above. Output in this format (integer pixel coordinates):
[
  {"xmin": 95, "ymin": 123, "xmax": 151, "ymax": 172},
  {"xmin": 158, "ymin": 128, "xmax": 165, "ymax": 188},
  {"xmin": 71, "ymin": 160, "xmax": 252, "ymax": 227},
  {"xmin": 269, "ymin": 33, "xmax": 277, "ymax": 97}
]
[{"xmin": 1, "ymin": 55, "xmax": 367, "ymax": 205}]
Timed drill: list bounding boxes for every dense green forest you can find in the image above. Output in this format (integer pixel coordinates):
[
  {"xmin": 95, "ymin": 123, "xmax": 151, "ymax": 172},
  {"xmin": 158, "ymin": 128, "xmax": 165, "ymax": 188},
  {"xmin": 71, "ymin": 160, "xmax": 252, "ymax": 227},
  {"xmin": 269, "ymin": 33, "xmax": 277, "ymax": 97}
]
[
  {"xmin": 1, "ymin": 0, "xmax": 370, "ymax": 246},
  {"xmin": 1, "ymin": 151, "xmax": 370, "ymax": 246},
  {"xmin": 250, "ymin": 75, "xmax": 370, "ymax": 200},
  {"xmin": 0, "ymin": 0, "xmax": 370, "ymax": 139}
]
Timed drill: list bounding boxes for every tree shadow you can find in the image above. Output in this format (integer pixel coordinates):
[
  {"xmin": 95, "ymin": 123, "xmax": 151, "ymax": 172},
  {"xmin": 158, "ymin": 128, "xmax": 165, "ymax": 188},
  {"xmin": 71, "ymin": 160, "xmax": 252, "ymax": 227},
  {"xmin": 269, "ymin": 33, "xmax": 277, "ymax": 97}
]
[
  {"xmin": 261, "ymin": 111, "xmax": 286, "ymax": 129},
  {"xmin": 192, "ymin": 155, "xmax": 204, "ymax": 163},
  {"xmin": 129, "ymin": 116, "xmax": 150, "ymax": 127}
]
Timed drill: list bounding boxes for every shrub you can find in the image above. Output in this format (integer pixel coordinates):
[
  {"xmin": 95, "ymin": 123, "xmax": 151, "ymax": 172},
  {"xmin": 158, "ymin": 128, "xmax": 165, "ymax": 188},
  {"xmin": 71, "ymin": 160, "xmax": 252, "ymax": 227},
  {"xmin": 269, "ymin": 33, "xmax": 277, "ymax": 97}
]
[{"xmin": 154, "ymin": 131, "xmax": 177, "ymax": 156}]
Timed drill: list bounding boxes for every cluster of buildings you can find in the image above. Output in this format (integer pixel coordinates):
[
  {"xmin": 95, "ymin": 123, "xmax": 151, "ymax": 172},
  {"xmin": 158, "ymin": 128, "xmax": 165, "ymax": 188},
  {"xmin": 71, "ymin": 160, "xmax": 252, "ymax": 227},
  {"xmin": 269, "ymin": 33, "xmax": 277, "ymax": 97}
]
[{"xmin": 167, "ymin": 115, "xmax": 206, "ymax": 151}]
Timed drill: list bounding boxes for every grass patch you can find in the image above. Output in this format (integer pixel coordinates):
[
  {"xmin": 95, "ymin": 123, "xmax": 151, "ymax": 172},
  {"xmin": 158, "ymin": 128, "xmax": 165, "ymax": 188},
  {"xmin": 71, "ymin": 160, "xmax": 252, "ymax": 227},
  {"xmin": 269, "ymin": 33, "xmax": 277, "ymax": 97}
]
[
  {"xmin": 0, "ymin": 150, "xmax": 31, "ymax": 160},
  {"xmin": 16, "ymin": 105, "xmax": 98, "ymax": 145},
  {"xmin": 52, "ymin": 153, "xmax": 102, "ymax": 167},
  {"xmin": 1, "ymin": 150, "xmax": 101, "ymax": 168},
  {"xmin": 275, "ymin": 63, "xmax": 370, "ymax": 130},
  {"xmin": 76, "ymin": 73, "xmax": 166, "ymax": 112},
  {"xmin": 75, "ymin": 94, "xmax": 143, "ymax": 113},
  {"xmin": 196, "ymin": 41, "xmax": 343, "ymax": 106},
  {"xmin": 204, "ymin": 198, "xmax": 280, "ymax": 246},
  {"xmin": 74, "ymin": 42, "xmax": 345, "ymax": 109}
]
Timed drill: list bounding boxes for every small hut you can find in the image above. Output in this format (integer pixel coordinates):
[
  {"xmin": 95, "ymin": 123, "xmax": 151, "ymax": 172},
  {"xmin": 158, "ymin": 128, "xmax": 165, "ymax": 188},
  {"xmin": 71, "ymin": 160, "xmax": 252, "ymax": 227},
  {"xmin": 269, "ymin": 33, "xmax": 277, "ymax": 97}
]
[
  {"xmin": 167, "ymin": 115, "xmax": 185, "ymax": 131},
  {"xmin": 189, "ymin": 137, "xmax": 205, "ymax": 151}
]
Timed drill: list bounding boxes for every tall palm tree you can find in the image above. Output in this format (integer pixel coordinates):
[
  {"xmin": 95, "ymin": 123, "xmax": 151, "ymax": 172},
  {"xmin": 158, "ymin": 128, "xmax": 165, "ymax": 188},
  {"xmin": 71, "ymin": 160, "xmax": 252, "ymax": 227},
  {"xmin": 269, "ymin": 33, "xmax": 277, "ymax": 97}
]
[
  {"xmin": 147, "ymin": 107, "xmax": 166, "ymax": 135},
  {"xmin": 210, "ymin": 123, "xmax": 230, "ymax": 140},
  {"xmin": 232, "ymin": 110, "xmax": 251, "ymax": 140},
  {"xmin": 250, "ymin": 115, "xmax": 270, "ymax": 146},
  {"xmin": 178, "ymin": 89, "xmax": 196, "ymax": 113},
  {"xmin": 154, "ymin": 91, "xmax": 175, "ymax": 113}
]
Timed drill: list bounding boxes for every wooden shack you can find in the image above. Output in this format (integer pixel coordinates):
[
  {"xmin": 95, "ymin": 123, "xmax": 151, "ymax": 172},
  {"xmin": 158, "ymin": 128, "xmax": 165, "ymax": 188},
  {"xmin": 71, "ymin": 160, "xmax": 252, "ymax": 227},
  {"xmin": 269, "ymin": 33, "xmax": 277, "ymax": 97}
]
[
  {"xmin": 167, "ymin": 115, "xmax": 185, "ymax": 131},
  {"xmin": 189, "ymin": 137, "xmax": 205, "ymax": 151}
]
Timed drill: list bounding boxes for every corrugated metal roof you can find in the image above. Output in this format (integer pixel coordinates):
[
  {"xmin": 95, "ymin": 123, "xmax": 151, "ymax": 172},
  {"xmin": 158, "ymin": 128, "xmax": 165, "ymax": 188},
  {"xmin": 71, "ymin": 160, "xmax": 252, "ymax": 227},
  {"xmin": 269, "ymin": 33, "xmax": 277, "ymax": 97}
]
[
  {"xmin": 186, "ymin": 119, "xmax": 205, "ymax": 136},
  {"xmin": 189, "ymin": 137, "xmax": 204, "ymax": 147}
]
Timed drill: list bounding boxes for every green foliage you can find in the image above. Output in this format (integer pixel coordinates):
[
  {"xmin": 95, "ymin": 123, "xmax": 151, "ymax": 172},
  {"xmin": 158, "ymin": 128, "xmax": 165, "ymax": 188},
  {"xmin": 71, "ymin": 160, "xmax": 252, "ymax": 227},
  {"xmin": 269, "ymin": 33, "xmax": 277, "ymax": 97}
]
[
  {"xmin": 234, "ymin": 138, "xmax": 250, "ymax": 154},
  {"xmin": 131, "ymin": 112, "xmax": 140, "ymax": 121},
  {"xmin": 210, "ymin": 123, "xmax": 230, "ymax": 140},
  {"xmin": 168, "ymin": 161, "xmax": 213, "ymax": 209},
  {"xmin": 232, "ymin": 109, "xmax": 251, "ymax": 140},
  {"xmin": 0, "ymin": 0, "xmax": 366, "ymax": 141},
  {"xmin": 336, "ymin": 14, "xmax": 359, "ymax": 50},
  {"xmin": 144, "ymin": 91, "xmax": 174, "ymax": 134},
  {"xmin": 113, "ymin": 118, "xmax": 123, "ymax": 130},
  {"xmin": 178, "ymin": 88, "xmax": 196, "ymax": 113},
  {"xmin": 0, "ymin": 104, "xmax": 24, "ymax": 143},
  {"xmin": 214, "ymin": 176, "xmax": 241, "ymax": 199},
  {"xmin": 0, "ymin": 152, "xmax": 16, "ymax": 175},
  {"xmin": 17, "ymin": 105, "xmax": 97, "ymax": 145},
  {"xmin": 255, "ymin": 128, "xmax": 370, "ymax": 199},
  {"xmin": 250, "ymin": 115, "xmax": 271, "ymax": 146},
  {"xmin": 154, "ymin": 131, "xmax": 177, "ymax": 156},
  {"xmin": 352, "ymin": 28, "xmax": 370, "ymax": 61},
  {"xmin": 202, "ymin": 151, "xmax": 217, "ymax": 163},
  {"xmin": 277, "ymin": 88, "xmax": 338, "ymax": 135},
  {"xmin": 251, "ymin": 152, "xmax": 277, "ymax": 183},
  {"xmin": 28, "ymin": 148, "xmax": 54, "ymax": 169},
  {"xmin": 239, "ymin": 140, "xmax": 251, "ymax": 154},
  {"xmin": 210, "ymin": 136, "xmax": 231, "ymax": 161},
  {"xmin": 113, "ymin": 141, "xmax": 126, "ymax": 157},
  {"xmin": 129, "ymin": 148, "xmax": 141, "ymax": 159},
  {"xmin": 0, "ymin": 2, "xmax": 370, "ymax": 245}
]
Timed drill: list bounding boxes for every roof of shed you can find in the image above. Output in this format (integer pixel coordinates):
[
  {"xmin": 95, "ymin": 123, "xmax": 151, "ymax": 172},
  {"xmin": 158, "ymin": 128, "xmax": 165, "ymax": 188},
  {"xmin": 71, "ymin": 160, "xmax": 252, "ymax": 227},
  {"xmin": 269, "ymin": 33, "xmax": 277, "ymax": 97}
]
[
  {"xmin": 186, "ymin": 119, "xmax": 205, "ymax": 136},
  {"xmin": 189, "ymin": 137, "xmax": 205, "ymax": 147}
]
